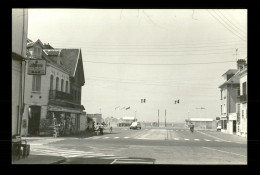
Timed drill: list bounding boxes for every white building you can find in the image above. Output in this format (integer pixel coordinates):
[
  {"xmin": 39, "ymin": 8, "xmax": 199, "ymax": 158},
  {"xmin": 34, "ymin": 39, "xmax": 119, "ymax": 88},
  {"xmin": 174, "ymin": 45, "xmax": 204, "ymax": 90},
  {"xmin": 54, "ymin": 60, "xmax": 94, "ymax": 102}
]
[
  {"xmin": 12, "ymin": 8, "xmax": 28, "ymax": 136},
  {"xmin": 21, "ymin": 39, "xmax": 85, "ymax": 136},
  {"xmin": 186, "ymin": 118, "xmax": 216, "ymax": 130},
  {"xmin": 219, "ymin": 59, "xmax": 246, "ymax": 135},
  {"xmin": 237, "ymin": 63, "xmax": 247, "ymax": 137}
]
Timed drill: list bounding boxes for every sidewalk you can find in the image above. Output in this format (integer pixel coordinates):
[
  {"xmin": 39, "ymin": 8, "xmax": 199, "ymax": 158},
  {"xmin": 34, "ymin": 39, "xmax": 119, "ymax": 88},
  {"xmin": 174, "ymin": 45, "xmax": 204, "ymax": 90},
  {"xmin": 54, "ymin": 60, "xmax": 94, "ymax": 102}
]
[{"xmin": 12, "ymin": 155, "xmax": 66, "ymax": 164}]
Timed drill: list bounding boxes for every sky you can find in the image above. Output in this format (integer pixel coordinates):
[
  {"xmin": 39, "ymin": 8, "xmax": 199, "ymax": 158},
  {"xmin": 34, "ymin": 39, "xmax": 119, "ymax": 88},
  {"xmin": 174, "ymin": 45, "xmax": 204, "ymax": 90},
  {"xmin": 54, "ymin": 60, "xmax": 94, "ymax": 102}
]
[{"xmin": 27, "ymin": 9, "xmax": 247, "ymax": 123}]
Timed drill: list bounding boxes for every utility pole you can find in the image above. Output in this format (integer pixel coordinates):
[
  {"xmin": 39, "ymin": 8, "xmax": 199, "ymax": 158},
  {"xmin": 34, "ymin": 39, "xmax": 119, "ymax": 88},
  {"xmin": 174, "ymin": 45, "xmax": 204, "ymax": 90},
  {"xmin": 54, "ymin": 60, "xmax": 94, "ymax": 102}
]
[{"xmin": 158, "ymin": 109, "xmax": 159, "ymax": 127}]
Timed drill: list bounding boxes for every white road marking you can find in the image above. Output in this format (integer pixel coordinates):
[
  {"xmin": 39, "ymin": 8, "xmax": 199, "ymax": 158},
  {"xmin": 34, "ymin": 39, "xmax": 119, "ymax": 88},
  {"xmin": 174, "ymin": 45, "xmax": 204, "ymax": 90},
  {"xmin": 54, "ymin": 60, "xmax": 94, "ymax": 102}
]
[
  {"xmin": 103, "ymin": 137, "xmax": 110, "ymax": 139},
  {"xmin": 184, "ymin": 139, "xmax": 190, "ymax": 140},
  {"xmin": 114, "ymin": 137, "xmax": 119, "ymax": 139},
  {"xmin": 204, "ymin": 139, "xmax": 211, "ymax": 141},
  {"xmin": 196, "ymin": 130, "xmax": 237, "ymax": 143},
  {"xmin": 194, "ymin": 139, "xmax": 200, "ymax": 141},
  {"xmin": 203, "ymin": 147, "xmax": 247, "ymax": 157},
  {"xmin": 174, "ymin": 138, "xmax": 179, "ymax": 140},
  {"xmin": 215, "ymin": 140, "xmax": 221, "ymax": 142},
  {"xmin": 113, "ymin": 161, "xmax": 153, "ymax": 164},
  {"xmin": 124, "ymin": 137, "xmax": 129, "ymax": 139}
]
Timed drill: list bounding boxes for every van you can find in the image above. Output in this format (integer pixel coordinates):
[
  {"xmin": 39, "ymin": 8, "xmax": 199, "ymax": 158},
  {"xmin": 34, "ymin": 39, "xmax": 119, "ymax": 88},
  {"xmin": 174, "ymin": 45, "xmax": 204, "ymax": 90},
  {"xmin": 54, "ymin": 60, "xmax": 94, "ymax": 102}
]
[{"xmin": 130, "ymin": 122, "xmax": 141, "ymax": 130}]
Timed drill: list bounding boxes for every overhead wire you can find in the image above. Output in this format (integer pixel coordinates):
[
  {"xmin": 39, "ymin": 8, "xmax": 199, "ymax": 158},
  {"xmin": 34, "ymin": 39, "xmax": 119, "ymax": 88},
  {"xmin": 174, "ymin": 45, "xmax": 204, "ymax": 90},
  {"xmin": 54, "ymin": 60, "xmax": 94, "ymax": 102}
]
[
  {"xmin": 216, "ymin": 10, "xmax": 247, "ymax": 36},
  {"xmin": 206, "ymin": 10, "xmax": 246, "ymax": 41},
  {"xmin": 212, "ymin": 10, "xmax": 246, "ymax": 39}
]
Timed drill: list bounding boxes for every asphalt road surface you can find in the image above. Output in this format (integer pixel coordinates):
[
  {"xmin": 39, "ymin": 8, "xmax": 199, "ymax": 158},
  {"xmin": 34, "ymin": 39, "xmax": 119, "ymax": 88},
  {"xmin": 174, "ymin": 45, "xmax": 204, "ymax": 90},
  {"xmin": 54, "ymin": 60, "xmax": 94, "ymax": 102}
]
[{"xmin": 25, "ymin": 125, "xmax": 247, "ymax": 164}]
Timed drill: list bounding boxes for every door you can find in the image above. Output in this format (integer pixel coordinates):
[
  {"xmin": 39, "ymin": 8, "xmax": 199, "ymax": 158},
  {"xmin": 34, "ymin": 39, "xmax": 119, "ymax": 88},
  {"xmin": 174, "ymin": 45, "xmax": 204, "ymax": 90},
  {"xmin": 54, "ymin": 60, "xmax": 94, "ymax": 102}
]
[
  {"xmin": 28, "ymin": 106, "xmax": 41, "ymax": 136},
  {"xmin": 233, "ymin": 120, "xmax": 236, "ymax": 133}
]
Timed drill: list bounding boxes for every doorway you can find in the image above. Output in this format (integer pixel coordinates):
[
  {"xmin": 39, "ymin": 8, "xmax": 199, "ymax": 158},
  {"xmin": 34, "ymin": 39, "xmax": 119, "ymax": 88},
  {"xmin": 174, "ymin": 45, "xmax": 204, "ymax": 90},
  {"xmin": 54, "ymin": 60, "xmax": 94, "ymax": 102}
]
[
  {"xmin": 28, "ymin": 106, "xmax": 41, "ymax": 136},
  {"xmin": 233, "ymin": 120, "xmax": 237, "ymax": 133}
]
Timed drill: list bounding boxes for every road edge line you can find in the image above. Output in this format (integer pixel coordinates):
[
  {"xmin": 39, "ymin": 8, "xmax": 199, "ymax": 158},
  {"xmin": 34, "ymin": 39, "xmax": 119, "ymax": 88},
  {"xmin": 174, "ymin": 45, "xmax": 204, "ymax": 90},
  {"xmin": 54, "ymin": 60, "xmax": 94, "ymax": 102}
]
[{"xmin": 202, "ymin": 147, "xmax": 247, "ymax": 158}]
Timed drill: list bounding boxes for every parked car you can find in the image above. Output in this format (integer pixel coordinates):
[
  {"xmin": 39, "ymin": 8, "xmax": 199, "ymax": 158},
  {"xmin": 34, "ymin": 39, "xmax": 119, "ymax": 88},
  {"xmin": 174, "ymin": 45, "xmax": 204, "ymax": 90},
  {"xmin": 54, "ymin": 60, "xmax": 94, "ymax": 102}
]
[
  {"xmin": 130, "ymin": 122, "xmax": 141, "ymax": 130},
  {"xmin": 217, "ymin": 125, "xmax": 221, "ymax": 131}
]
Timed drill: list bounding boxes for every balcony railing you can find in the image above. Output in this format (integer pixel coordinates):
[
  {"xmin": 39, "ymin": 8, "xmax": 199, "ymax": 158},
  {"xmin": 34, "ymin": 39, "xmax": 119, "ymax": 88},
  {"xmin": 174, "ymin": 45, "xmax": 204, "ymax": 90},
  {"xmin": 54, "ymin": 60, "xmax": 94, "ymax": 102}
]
[
  {"xmin": 240, "ymin": 94, "xmax": 247, "ymax": 103},
  {"xmin": 49, "ymin": 90, "xmax": 73, "ymax": 102}
]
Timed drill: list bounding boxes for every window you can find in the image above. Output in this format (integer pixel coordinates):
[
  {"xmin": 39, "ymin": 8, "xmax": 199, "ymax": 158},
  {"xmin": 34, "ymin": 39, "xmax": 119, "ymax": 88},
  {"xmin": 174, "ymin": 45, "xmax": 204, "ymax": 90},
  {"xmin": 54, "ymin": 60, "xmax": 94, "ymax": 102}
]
[
  {"xmin": 65, "ymin": 81, "xmax": 68, "ymax": 93},
  {"xmin": 237, "ymin": 87, "xmax": 240, "ymax": 96},
  {"xmin": 50, "ymin": 75, "xmax": 54, "ymax": 90},
  {"xmin": 221, "ymin": 105, "xmax": 222, "ymax": 115},
  {"xmin": 242, "ymin": 82, "xmax": 247, "ymax": 95},
  {"xmin": 220, "ymin": 90, "xmax": 222, "ymax": 100},
  {"xmin": 61, "ymin": 79, "xmax": 64, "ymax": 92},
  {"xmin": 32, "ymin": 75, "xmax": 41, "ymax": 91},
  {"xmin": 33, "ymin": 47, "xmax": 41, "ymax": 59},
  {"xmin": 56, "ymin": 77, "xmax": 59, "ymax": 91},
  {"xmin": 242, "ymin": 110, "xmax": 244, "ymax": 118}
]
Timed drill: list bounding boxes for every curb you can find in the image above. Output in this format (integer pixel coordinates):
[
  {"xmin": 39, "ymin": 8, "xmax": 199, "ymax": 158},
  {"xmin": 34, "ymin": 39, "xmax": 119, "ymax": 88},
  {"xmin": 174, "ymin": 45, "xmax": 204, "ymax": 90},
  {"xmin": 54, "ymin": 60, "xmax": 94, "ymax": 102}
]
[{"xmin": 50, "ymin": 157, "xmax": 67, "ymax": 164}]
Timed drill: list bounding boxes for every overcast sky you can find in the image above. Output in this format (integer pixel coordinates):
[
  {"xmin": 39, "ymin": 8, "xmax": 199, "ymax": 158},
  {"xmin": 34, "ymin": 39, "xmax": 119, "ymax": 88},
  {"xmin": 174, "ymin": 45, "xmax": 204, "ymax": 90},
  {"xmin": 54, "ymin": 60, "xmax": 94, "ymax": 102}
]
[{"xmin": 27, "ymin": 9, "xmax": 247, "ymax": 123}]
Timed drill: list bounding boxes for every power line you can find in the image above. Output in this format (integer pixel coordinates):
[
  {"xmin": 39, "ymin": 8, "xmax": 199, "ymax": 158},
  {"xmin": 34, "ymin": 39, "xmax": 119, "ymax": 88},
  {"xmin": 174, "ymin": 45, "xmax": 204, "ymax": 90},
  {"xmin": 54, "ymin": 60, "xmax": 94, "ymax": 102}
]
[
  {"xmin": 82, "ymin": 51, "xmax": 246, "ymax": 57},
  {"xmin": 85, "ymin": 78, "xmax": 217, "ymax": 89},
  {"xmin": 207, "ymin": 10, "xmax": 246, "ymax": 41},
  {"xmin": 81, "ymin": 47, "xmax": 247, "ymax": 53},
  {"xmin": 49, "ymin": 40, "xmax": 246, "ymax": 47},
  {"xmin": 216, "ymin": 10, "xmax": 246, "ymax": 36},
  {"xmin": 83, "ymin": 60, "xmax": 236, "ymax": 65},
  {"xmin": 212, "ymin": 10, "xmax": 246, "ymax": 38}
]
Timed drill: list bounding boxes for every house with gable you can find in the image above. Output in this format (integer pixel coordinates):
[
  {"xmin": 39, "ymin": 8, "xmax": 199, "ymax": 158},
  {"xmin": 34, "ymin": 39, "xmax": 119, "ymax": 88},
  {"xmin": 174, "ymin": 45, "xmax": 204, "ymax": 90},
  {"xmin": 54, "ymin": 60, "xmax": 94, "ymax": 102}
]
[
  {"xmin": 22, "ymin": 39, "xmax": 85, "ymax": 136},
  {"xmin": 218, "ymin": 59, "xmax": 246, "ymax": 135}
]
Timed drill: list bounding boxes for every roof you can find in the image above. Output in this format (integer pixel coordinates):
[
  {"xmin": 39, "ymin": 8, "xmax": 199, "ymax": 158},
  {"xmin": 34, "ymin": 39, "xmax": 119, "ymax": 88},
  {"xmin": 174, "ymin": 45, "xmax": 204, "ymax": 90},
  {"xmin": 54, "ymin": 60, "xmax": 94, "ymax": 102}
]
[
  {"xmin": 123, "ymin": 117, "xmax": 135, "ymax": 120},
  {"xmin": 219, "ymin": 71, "xmax": 240, "ymax": 88},
  {"xmin": 27, "ymin": 39, "xmax": 44, "ymax": 48},
  {"xmin": 189, "ymin": 118, "xmax": 214, "ymax": 122},
  {"xmin": 222, "ymin": 69, "xmax": 237, "ymax": 77},
  {"xmin": 58, "ymin": 49, "xmax": 80, "ymax": 77}
]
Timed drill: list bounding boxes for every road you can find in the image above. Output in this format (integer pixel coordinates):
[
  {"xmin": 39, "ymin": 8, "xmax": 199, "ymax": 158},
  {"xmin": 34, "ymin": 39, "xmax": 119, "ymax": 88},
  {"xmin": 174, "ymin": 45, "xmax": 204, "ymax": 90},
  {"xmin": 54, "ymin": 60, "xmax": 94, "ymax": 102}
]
[{"xmin": 24, "ymin": 125, "xmax": 247, "ymax": 164}]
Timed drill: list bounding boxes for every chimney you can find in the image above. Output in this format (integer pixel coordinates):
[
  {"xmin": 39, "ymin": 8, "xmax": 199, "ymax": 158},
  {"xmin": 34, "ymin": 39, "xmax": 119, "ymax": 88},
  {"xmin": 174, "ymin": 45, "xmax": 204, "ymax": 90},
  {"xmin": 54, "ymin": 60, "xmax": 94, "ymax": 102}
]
[{"xmin": 237, "ymin": 59, "xmax": 246, "ymax": 70}]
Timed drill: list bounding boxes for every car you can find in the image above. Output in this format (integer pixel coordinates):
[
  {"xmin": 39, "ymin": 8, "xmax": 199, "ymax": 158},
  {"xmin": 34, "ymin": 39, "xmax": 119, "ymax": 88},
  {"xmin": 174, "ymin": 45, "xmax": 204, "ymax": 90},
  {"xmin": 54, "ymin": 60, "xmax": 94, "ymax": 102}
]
[
  {"xmin": 217, "ymin": 125, "xmax": 221, "ymax": 131},
  {"xmin": 130, "ymin": 122, "xmax": 141, "ymax": 130}
]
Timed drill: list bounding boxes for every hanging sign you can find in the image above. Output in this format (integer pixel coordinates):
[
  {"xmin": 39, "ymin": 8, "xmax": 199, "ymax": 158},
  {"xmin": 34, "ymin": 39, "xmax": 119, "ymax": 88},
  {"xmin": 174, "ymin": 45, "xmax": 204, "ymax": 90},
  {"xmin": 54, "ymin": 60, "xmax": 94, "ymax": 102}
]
[{"xmin": 28, "ymin": 59, "xmax": 46, "ymax": 75}]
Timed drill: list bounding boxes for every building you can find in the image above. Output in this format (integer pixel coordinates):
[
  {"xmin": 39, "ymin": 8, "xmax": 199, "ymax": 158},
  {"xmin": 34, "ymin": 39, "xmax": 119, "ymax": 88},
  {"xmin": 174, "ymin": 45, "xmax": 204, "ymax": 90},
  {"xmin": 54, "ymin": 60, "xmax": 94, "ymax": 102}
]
[
  {"xmin": 185, "ymin": 118, "xmax": 216, "ymax": 130},
  {"xmin": 87, "ymin": 114, "xmax": 102, "ymax": 124},
  {"xmin": 12, "ymin": 9, "xmax": 28, "ymax": 136},
  {"xmin": 237, "ymin": 62, "xmax": 247, "ymax": 137},
  {"xmin": 218, "ymin": 59, "xmax": 246, "ymax": 135},
  {"xmin": 21, "ymin": 39, "xmax": 85, "ymax": 136},
  {"xmin": 117, "ymin": 116, "xmax": 136, "ymax": 127}
]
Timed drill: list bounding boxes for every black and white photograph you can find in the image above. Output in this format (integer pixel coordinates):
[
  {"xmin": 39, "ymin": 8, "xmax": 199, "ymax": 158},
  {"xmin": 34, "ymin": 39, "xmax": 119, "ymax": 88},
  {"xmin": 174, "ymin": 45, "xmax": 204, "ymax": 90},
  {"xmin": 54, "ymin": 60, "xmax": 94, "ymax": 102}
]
[{"xmin": 12, "ymin": 8, "xmax": 247, "ymax": 164}]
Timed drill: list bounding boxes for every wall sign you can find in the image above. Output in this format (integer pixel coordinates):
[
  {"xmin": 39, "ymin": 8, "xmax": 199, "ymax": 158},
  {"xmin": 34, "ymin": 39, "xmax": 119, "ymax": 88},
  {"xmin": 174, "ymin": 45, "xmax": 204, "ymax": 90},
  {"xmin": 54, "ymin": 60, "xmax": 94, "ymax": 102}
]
[{"xmin": 28, "ymin": 59, "xmax": 46, "ymax": 75}]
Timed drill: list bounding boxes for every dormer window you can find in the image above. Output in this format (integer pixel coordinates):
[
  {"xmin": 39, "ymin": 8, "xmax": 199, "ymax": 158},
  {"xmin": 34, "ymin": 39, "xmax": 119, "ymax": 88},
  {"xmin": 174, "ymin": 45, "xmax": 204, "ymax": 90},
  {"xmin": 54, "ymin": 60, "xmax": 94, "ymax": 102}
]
[{"xmin": 33, "ymin": 47, "xmax": 42, "ymax": 59}]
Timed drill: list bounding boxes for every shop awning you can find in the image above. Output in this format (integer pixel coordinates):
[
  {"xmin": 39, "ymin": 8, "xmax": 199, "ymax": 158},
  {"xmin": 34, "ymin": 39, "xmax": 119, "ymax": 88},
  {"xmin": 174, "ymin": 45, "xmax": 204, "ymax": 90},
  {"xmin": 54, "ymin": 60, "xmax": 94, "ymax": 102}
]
[{"xmin": 48, "ymin": 105, "xmax": 84, "ymax": 113}]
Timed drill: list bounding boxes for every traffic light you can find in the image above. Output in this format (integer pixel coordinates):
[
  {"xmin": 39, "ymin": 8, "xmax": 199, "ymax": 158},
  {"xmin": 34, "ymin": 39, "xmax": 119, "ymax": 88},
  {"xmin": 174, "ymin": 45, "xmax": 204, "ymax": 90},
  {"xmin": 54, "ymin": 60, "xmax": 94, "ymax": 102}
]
[
  {"xmin": 174, "ymin": 99, "xmax": 180, "ymax": 104},
  {"xmin": 144, "ymin": 99, "xmax": 146, "ymax": 103},
  {"xmin": 141, "ymin": 99, "xmax": 146, "ymax": 103}
]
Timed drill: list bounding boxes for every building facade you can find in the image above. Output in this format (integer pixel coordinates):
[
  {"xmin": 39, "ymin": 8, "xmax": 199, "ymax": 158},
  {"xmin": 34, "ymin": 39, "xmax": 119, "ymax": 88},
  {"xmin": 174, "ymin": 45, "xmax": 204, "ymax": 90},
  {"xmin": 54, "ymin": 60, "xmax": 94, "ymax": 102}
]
[
  {"xmin": 21, "ymin": 39, "xmax": 85, "ymax": 136},
  {"xmin": 185, "ymin": 118, "xmax": 217, "ymax": 130},
  {"xmin": 237, "ymin": 63, "xmax": 247, "ymax": 137},
  {"xmin": 219, "ymin": 59, "xmax": 246, "ymax": 135},
  {"xmin": 12, "ymin": 9, "xmax": 28, "ymax": 136}
]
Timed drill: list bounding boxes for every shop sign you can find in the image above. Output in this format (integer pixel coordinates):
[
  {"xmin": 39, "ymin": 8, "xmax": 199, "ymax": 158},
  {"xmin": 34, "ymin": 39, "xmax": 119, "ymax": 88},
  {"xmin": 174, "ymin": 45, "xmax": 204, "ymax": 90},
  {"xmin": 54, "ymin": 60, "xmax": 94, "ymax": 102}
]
[{"xmin": 28, "ymin": 59, "xmax": 46, "ymax": 75}]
